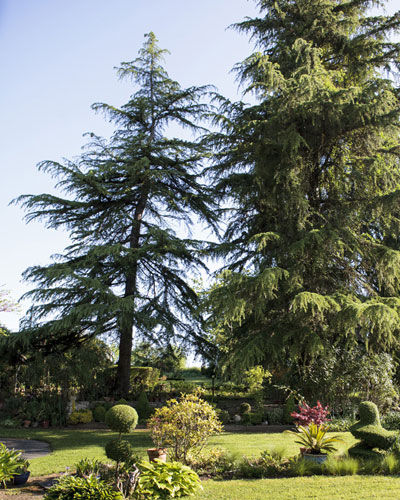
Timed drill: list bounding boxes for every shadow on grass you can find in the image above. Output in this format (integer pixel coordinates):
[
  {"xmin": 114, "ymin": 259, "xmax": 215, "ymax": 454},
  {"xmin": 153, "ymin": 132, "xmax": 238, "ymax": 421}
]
[{"xmin": 0, "ymin": 427, "xmax": 153, "ymax": 453}]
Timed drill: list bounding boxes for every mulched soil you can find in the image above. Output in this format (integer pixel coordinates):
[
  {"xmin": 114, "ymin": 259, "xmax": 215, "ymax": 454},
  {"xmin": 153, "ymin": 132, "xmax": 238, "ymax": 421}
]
[{"xmin": 0, "ymin": 474, "xmax": 61, "ymax": 500}]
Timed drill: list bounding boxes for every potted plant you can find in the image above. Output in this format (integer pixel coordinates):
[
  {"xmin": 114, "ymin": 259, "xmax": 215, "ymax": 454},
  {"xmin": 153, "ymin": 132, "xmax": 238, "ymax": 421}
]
[
  {"xmin": 286, "ymin": 423, "xmax": 342, "ymax": 464},
  {"xmin": 0, "ymin": 443, "xmax": 30, "ymax": 488},
  {"xmin": 13, "ymin": 457, "xmax": 30, "ymax": 486},
  {"xmin": 146, "ymin": 417, "xmax": 167, "ymax": 462}
]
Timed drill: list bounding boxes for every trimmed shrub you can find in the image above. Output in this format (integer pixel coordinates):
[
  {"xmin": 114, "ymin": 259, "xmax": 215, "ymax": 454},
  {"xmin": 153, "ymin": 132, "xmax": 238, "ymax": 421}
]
[
  {"xmin": 105, "ymin": 405, "xmax": 138, "ymax": 435},
  {"xmin": 216, "ymin": 409, "xmax": 230, "ymax": 425},
  {"xmin": 116, "ymin": 399, "xmax": 128, "ymax": 406},
  {"xmin": 93, "ymin": 406, "xmax": 106, "ymax": 423},
  {"xmin": 68, "ymin": 409, "xmax": 93, "ymax": 425},
  {"xmin": 137, "ymin": 391, "xmax": 151, "ymax": 421},
  {"xmin": 105, "ymin": 439, "xmax": 133, "ymax": 463},
  {"xmin": 239, "ymin": 402, "xmax": 251, "ymax": 415},
  {"xmin": 265, "ymin": 406, "xmax": 284, "ymax": 425},
  {"xmin": 349, "ymin": 401, "xmax": 397, "ymax": 458}
]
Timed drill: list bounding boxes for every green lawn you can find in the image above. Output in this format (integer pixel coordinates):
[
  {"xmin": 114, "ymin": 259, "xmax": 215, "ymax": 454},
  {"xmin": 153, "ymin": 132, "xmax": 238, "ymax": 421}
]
[
  {"xmin": 0, "ymin": 427, "xmax": 356, "ymax": 476},
  {"xmin": 0, "ymin": 428, "xmax": 397, "ymax": 499},
  {"xmin": 193, "ymin": 476, "xmax": 400, "ymax": 500}
]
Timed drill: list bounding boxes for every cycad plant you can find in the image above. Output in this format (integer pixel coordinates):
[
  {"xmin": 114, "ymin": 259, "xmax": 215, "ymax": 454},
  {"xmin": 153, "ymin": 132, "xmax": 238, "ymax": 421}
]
[{"xmin": 286, "ymin": 423, "xmax": 342, "ymax": 455}]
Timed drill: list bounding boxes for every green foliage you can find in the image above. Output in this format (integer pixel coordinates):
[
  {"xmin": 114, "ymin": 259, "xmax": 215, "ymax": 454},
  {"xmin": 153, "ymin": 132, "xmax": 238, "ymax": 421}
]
[
  {"xmin": 137, "ymin": 391, "xmax": 152, "ymax": 421},
  {"xmin": 105, "ymin": 405, "xmax": 138, "ymax": 435},
  {"xmin": 68, "ymin": 409, "xmax": 93, "ymax": 425},
  {"xmin": 7, "ymin": 31, "xmax": 216, "ymax": 396},
  {"xmin": 93, "ymin": 405, "xmax": 106, "ymax": 423},
  {"xmin": 323, "ymin": 456, "xmax": 360, "ymax": 476},
  {"xmin": 116, "ymin": 399, "xmax": 128, "ymax": 406},
  {"xmin": 382, "ymin": 412, "xmax": 400, "ymax": 431},
  {"xmin": 349, "ymin": 402, "xmax": 397, "ymax": 457},
  {"xmin": 136, "ymin": 460, "xmax": 202, "ymax": 500},
  {"xmin": 43, "ymin": 474, "xmax": 123, "ymax": 500},
  {"xmin": 0, "ymin": 443, "xmax": 29, "ymax": 488},
  {"xmin": 105, "ymin": 439, "xmax": 133, "ymax": 464},
  {"xmin": 147, "ymin": 393, "xmax": 223, "ymax": 463},
  {"xmin": 204, "ymin": 0, "xmax": 400, "ymax": 382},
  {"xmin": 239, "ymin": 402, "xmax": 251, "ymax": 415},
  {"xmin": 186, "ymin": 448, "xmax": 236, "ymax": 477},
  {"xmin": 243, "ymin": 366, "xmax": 271, "ymax": 392},
  {"xmin": 265, "ymin": 407, "xmax": 284, "ymax": 425},
  {"xmin": 283, "ymin": 395, "xmax": 296, "ymax": 425},
  {"xmin": 286, "ymin": 423, "xmax": 342, "ymax": 455},
  {"xmin": 216, "ymin": 409, "xmax": 230, "ymax": 425},
  {"xmin": 75, "ymin": 458, "xmax": 102, "ymax": 477}
]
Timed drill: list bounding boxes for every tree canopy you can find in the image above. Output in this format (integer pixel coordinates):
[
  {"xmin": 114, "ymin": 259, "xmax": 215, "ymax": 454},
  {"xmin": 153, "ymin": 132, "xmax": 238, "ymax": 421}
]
[
  {"xmin": 205, "ymin": 0, "xmax": 400, "ymax": 374},
  {"xmin": 6, "ymin": 33, "xmax": 215, "ymax": 395}
]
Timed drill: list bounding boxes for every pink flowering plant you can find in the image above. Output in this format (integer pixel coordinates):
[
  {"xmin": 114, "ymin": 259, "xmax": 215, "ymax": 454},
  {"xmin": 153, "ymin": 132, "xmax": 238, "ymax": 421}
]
[{"xmin": 291, "ymin": 401, "xmax": 330, "ymax": 427}]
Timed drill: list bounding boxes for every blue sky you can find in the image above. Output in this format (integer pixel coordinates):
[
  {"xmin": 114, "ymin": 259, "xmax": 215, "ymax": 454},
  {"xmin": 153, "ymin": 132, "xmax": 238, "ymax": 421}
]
[{"xmin": 0, "ymin": 0, "xmax": 399, "ymax": 331}]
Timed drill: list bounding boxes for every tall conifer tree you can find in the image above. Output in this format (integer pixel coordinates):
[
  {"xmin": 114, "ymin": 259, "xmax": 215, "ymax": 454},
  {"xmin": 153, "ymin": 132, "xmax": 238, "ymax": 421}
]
[
  {"xmin": 208, "ymin": 0, "xmax": 400, "ymax": 373},
  {"xmin": 10, "ymin": 33, "xmax": 214, "ymax": 395}
]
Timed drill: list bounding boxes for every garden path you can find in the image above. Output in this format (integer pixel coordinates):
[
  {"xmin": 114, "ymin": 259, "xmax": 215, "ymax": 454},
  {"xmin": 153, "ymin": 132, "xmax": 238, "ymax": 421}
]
[{"xmin": 0, "ymin": 438, "xmax": 51, "ymax": 459}]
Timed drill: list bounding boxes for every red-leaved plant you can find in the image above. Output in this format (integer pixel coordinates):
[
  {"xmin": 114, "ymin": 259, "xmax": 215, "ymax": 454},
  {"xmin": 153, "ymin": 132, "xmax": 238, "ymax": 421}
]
[{"xmin": 291, "ymin": 401, "xmax": 330, "ymax": 427}]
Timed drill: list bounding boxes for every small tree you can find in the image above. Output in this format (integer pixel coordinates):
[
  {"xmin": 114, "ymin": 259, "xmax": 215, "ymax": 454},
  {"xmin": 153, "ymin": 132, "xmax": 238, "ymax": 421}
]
[{"xmin": 147, "ymin": 393, "xmax": 223, "ymax": 464}]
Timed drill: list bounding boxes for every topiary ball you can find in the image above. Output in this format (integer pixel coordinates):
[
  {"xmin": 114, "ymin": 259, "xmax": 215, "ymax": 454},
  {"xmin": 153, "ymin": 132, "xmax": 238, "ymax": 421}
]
[
  {"xmin": 105, "ymin": 404, "xmax": 138, "ymax": 434},
  {"xmin": 105, "ymin": 439, "xmax": 134, "ymax": 463},
  {"xmin": 239, "ymin": 402, "xmax": 251, "ymax": 415}
]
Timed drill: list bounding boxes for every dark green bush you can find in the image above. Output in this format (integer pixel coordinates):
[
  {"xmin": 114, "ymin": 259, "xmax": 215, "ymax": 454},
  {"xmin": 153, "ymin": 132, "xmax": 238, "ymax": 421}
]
[
  {"xmin": 283, "ymin": 395, "xmax": 296, "ymax": 424},
  {"xmin": 136, "ymin": 391, "xmax": 151, "ymax": 420},
  {"xmin": 239, "ymin": 402, "xmax": 251, "ymax": 415},
  {"xmin": 349, "ymin": 401, "xmax": 397, "ymax": 458},
  {"xmin": 382, "ymin": 412, "xmax": 400, "ymax": 430},
  {"xmin": 116, "ymin": 399, "xmax": 128, "ymax": 405},
  {"xmin": 43, "ymin": 474, "xmax": 123, "ymax": 500},
  {"xmin": 216, "ymin": 409, "xmax": 230, "ymax": 425},
  {"xmin": 93, "ymin": 405, "xmax": 106, "ymax": 423},
  {"xmin": 265, "ymin": 407, "xmax": 284, "ymax": 425},
  {"xmin": 105, "ymin": 439, "xmax": 134, "ymax": 463},
  {"xmin": 105, "ymin": 405, "xmax": 138, "ymax": 434}
]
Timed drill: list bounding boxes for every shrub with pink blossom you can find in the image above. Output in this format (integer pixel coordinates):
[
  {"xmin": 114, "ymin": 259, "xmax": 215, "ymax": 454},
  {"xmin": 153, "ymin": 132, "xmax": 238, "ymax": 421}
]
[{"xmin": 291, "ymin": 401, "xmax": 330, "ymax": 427}]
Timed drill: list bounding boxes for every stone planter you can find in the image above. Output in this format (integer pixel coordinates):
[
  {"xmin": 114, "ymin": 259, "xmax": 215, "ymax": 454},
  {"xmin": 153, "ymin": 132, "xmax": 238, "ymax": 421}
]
[
  {"xmin": 302, "ymin": 453, "xmax": 327, "ymax": 465},
  {"xmin": 13, "ymin": 471, "xmax": 30, "ymax": 486}
]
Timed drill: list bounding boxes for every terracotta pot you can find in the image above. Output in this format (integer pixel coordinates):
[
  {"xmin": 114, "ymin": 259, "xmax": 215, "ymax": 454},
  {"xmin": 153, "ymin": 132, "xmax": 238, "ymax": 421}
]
[
  {"xmin": 41, "ymin": 420, "xmax": 50, "ymax": 428},
  {"xmin": 22, "ymin": 420, "xmax": 31, "ymax": 428},
  {"xmin": 147, "ymin": 448, "xmax": 167, "ymax": 462}
]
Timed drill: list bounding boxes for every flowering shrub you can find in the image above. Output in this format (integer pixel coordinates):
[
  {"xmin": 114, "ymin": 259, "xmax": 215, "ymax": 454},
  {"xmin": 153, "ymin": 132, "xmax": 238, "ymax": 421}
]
[
  {"xmin": 291, "ymin": 401, "xmax": 330, "ymax": 427},
  {"xmin": 147, "ymin": 392, "xmax": 223, "ymax": 463}
]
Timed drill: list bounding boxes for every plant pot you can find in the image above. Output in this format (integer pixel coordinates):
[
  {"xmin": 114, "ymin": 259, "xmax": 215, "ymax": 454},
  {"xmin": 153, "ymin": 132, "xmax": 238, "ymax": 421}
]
[
  {"xmin": 22, "ymin": 420, "xmax": 31, "ymax": 428},
  {"xmin": 41, "ymin": 420, "xmax": 50, "ymax": 428},
  {"xmin": 147, "ymin": 448, "xmax": 167, "ymax": 462},
  {"xmin": 13, "ymin": 471, "xmax": 30, "ymax": 486},
  {"xmin": 302, "ymin": 453, "xmax": 327, "ymax": 465}
]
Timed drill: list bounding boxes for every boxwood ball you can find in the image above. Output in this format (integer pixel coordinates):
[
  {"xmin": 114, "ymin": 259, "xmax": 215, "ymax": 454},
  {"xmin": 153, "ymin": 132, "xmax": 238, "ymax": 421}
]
[
  {"xmin": 105, "ymin": 404, "xmax": 138, "ymax": 434},
  {"xmin": 105, "ymin": 438, "xmax": 134, "ymax": 463}
]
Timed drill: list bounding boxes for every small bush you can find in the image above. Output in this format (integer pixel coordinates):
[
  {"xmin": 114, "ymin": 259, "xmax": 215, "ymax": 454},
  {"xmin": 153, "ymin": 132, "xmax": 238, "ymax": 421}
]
[
  {"xmin": 105, "ymin": 439, "xmax": 133, "ymax": 464},
  {"xmin": 186, "ymin": 449, "xmax": 235, "ymax": 477},
  {"xmin": 239, "ymin": 402, "xmax": 251, "ymax": 415},
  {"xmin": 265, "ymin": 407, "xmax": 284, "ymax": 425},
  {"xmin": 137, "ymin": 391, "xmax": 151, "ymax": 421},
  {"xmin": 116, "ymin": 399, "xmax": 128, "ymax": 405},
  {"xmin": 283, "ymin": 395, "xmax": 296, "ymax": 424},
  {"xmin": 147, "ymin": 392, "xmax": 223, "ymax": 463},
  {"xmin": 137, "ymin": 460, "xmax": 202, "ymax": 500},
  {"xmin": 382, "ymin": 411, "xmax": 400, "ymax": 430},
  {"xmin": 291, "ymin": 401, "xmax": 330, "ymax": 426},
  {"xmin": 43, "ymin": 474, "xmax": 123, "ymax": 500},
  {"xmin": 105, "ymin": 405, "xmax": 138, "ymax": 435},
  {"xmin": 216, "ymin": 409, "xmax": 230, "ymax": 425},
  {"xmin": 93, "ymin": 405, "xmax": 106, "ymax": 423},
  {"xmin": 68, "ymin": 409, "xmax": 93, "ymax": 425},
  {"xmin": 75, "ymin": 458, "xmax": 102, "ymax": 477}
]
